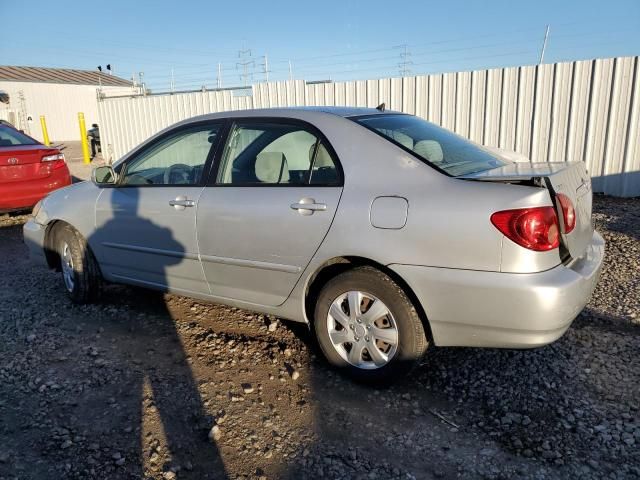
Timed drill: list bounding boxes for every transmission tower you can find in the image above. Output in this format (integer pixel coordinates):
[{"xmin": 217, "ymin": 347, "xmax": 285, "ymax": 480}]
[
  {"xmin": 236, "ymin": 48, "xmax": 255, "ymax": 87},
  {"xmin": 395, "ymin": 44, "xmax": 413, "ymax": 77},
  {"xmin": 261, "ymin": 55, "xmax": 271, "ymax": 83}
]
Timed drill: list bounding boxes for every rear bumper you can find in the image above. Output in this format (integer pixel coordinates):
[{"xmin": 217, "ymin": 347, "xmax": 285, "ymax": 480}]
[
  {"xmin": 23, "ymin": 218, "xmax": 48, "ymax": 266},
  {"xmin": 390, "ymin": 230, "xmax": 605, "ymax": 348},
  {"xmin": 0, "ymin": 167, "xmax": 71, "ymax": 212}
]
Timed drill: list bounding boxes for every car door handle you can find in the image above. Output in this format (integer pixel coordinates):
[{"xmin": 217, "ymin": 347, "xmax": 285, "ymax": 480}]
[
  {"xmin": 169, "ymin": 196, "xmax": 196, "ymax": 210},
  {"xmin": 290, "ymin": 198, "xmax": 327, "ymax": 216}
]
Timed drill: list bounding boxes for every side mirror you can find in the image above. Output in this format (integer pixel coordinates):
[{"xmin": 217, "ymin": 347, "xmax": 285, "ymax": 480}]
[{"xmin": 92, "ymin": 165, "xmax": 117, "ymax": 185}]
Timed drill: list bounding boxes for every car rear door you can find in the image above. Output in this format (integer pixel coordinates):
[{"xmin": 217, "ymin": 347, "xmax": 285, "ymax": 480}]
[
  {"xmin": 92, "ymin": 122, "xmax": 223, "ymax": 295},
  {"xmin": 196, "ymin": 119, "xmax": 343, "ymax": 306}
]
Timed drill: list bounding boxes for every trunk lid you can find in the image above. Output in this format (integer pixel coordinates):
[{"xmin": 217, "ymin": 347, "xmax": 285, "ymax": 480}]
[
  {"xmin": 462, "ymin": 161, "xmax": 593, "ymax": 260},
  {"xmin": 0, "ymin": 145, "xmax": 59, "ymax": 184}
]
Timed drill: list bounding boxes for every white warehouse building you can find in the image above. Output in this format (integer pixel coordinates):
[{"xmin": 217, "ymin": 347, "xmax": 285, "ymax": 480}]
[{"xmin": 0, "ymin": 66, "xmax": 133, "ymax": 143}]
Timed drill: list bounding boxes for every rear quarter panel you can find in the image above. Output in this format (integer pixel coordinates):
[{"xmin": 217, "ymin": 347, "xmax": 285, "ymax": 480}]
[{"xmin": 301, "ymin": 116, "xmax": 555, "ymax": 271}]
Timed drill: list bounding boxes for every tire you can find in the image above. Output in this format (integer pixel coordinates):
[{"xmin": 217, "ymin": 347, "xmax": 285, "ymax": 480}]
[
  {"xmin": 57, "ymin": 224, "xmax": 102, "ymax": 304},
  {"xmin": 314, "ymin": 266, "xmax": 428, "ymax": 383}
]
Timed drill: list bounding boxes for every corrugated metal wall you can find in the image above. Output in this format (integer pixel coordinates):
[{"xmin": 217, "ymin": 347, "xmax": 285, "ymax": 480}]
[
  {"xmin": 98, "ymin": 56, "xmax": 640, "ymax": 197},
  {"xmin": 97, "ymin": 90, "xmax": 253, "ymax": 164}
]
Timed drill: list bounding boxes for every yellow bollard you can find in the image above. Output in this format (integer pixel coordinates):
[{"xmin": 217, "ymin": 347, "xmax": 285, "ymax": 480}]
[
  {"xmin": 78, "ymin": 112, "xmax": 91, "ymax": 164},
  {"xmin": 39, "ymin": 116, "xmax": 50, "ymax": 146}
]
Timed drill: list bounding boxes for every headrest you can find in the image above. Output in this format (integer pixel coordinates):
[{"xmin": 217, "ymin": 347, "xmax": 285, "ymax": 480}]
[
  {"xmin": 391, "ymin": 131, "xmax": 414, "ymax": 150},
  {"xmin": 414, "ymin": 140, "xmax": 444, "ymax": 163},
  {"xmin": 255, "ymin": 152, "xmax": 289, "ymax": 183},
  {"xmin": 309, "ymin": 143, "xmax": 333, "ymax": 168}
]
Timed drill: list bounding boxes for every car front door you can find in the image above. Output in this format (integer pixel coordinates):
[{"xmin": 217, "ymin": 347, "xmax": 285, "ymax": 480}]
[
  {"xmin": 92, "ymin": 122, "xmax": 222, "ymax": 295},
  {"xmin": 196, "ymin": 119, "xmax": 344, "ymax": 306}
]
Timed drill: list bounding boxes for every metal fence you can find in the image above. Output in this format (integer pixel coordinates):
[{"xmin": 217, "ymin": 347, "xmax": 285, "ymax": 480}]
[{"xmin": 98, "ymin": 56, "xmax": 639, "ymax": 197}]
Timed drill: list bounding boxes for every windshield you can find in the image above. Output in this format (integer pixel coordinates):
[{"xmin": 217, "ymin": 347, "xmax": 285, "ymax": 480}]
[
  {"xmin": 355, "ymin": 114, "xmax": 509, "ymax": 176},
  {"xmin": 0, "ymin": 125, "xmax": 39, "ymax": 146}
]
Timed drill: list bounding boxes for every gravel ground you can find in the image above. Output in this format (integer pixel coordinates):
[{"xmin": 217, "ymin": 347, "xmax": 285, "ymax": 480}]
[{"xmin": 0, "ymin": 194, "xmax": 638, "ymax": 480}]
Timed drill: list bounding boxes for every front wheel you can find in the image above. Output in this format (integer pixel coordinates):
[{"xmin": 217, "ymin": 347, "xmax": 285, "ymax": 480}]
[
  {"xmin": 57, "ymin": 225, "xmax": 102, "ymax": 304},
  {"xmin": 314, "ymin": 266, "xmax": 429, "ymax": 382}
]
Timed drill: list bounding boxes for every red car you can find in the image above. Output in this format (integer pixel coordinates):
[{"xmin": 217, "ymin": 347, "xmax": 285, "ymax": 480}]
[{"xmin": 0, "ymin": 125, "xmax": 71, "ymax": 213}]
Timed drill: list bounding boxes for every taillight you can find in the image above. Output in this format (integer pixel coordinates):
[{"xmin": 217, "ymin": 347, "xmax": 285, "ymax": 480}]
[
  {"xmin": 556, "ymin": 193, "xmax": 576, "ymax": 233},
  {"xmin": 42, "ymin": 153, "xmax": 65, "ymax": 162},
  {"xmin": 41, "ymin": 152, "xmax": 66, "ymax": 170},
  {"xmin": 491, "ymin": 207, "xmax": 560, "ymax": 251}
]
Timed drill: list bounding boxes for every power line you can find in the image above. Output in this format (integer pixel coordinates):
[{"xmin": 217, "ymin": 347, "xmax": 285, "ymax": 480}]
[
  {"xmin": 145, "ymin": 37, "xmax": 543, "ymax": 83},
  {"xmin": 139, "ymin": 36, "xmax": 548, "ymax": 83}
]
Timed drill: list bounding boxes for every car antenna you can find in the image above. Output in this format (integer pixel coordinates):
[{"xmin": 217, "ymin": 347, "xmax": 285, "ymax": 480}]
[{"xmin": 376, "ymin": 102, "xmax": 386, "ymax": 112}]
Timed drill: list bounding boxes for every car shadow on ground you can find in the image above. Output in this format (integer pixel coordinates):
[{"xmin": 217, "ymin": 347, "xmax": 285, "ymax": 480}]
[
  {"xmin": 79, "ymin": 286, "xmax": 228, "ymax": 479},
  {"xmin": 77, "ymin": 187, "xmax": 228, "ymax": 479}
]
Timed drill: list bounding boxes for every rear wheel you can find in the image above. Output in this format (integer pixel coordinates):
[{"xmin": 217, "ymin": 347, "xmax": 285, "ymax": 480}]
[
  {"xmin": 314, "ymin": 266, "xmax": 428, "ymax": 382},
  {"xmin": 56, "ymin": 225, "xmax": 102, "ymax": 304}
]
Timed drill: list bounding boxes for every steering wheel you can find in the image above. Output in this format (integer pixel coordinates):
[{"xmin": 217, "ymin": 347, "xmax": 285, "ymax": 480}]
[{"xmin": 163, "ymin": 163, "xmax": 193, "ymax": 184}]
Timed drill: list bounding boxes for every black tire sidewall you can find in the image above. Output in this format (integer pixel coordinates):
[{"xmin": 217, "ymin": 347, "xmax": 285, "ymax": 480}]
[
  {"xmin": 314, "ymin": 267, "xmax": 427, "ymax": 382},
  {"xmin": 58, "ymin": 225, "xmax": 100, "ymax": 304}
]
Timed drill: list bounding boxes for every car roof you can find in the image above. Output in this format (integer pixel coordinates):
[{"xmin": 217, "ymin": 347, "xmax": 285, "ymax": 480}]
[
  {"xmin": 183, "ymin": 106, "xmax": 403, "ymax": 124},
  {"xmin": 285, "ymin": 106, "xmax": 400, "ymax": 117},
  {"xmin": 115, "ymin": 106, "xmax": 406, "ymax": 166}
]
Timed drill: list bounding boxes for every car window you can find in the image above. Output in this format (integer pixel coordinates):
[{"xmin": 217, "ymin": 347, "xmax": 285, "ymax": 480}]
[
  {"xmin": 355, "ymin": 114, "xmax": 508, "ymax": 177},
  {"xmin": 0, "ymin": 126, "xmax": 38, "ymax": 146},
  {"xmin": 217, "ymin": 122, "xmax": 340, "ymax": 186},
  {"xmin": 120, "ymin": 125, "xmax": 219, "ymax": 186}
]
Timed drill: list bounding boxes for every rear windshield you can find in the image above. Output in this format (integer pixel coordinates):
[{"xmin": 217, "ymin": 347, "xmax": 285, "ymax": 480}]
[
  {"xmin": 0, "ymin": 126, "xmax": 38, "ymax": 146},
  {"xmin": 355, "ymin": 114, "xmax": 509, "ymax": 176}
]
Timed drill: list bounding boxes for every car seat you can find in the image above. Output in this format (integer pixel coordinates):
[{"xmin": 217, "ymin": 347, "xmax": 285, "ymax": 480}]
[{"xmin": 255, "ymin": 151, "xmax": 289, "ymax": 183}]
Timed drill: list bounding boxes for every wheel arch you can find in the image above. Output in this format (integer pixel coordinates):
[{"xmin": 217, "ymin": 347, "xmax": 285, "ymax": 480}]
[
  {"xmin": 43, "ymin": 220, "xmax": 100, "ymax": 274},
  {"xmin": 43, "ymin": 220, "xmax": 68, "ymax": 270},
  {"xmin": 303, "ymin": 256, "xmax": 434, "ymax": 344}
]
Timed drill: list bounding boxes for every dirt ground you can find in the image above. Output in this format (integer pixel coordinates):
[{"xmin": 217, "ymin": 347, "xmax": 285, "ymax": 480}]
[{"xmin": 0, "ymin": 159, "xmax": 638, "ymax": 479}]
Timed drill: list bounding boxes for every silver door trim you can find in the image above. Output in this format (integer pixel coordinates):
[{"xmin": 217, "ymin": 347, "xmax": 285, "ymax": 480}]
[
  {"xmin": 102, "ymin": 241, "xmax": 199, "ymax": 260},
  {"xmin": 199, "ymin": 253, "xmax": 302, "ymax": 274}
]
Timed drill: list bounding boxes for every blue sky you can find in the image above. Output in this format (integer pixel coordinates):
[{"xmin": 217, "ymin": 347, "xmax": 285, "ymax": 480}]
[{"xmin": 1, "ymin": 0, "xmax": 638, "ymax": 91}]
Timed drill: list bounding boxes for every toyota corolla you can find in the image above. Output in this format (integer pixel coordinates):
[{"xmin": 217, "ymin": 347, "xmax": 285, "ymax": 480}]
[{"xmin": 23, "ymin": 107, "xmax": 604, "ymax": 382}]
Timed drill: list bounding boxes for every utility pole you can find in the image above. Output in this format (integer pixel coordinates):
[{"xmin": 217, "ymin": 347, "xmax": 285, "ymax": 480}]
[
  {"xmin": 138, "ymin": 72, "xmax": 146, "ymax": 95},
  {"xmin": 236, "ymin": 48, "xmax": 254, "ymax": 87},
  {"xmin": 395, "ymin": 44, "xmax": 412, "ymax": 77},
  {"xmin": 288, "ymin": 60, "xmax": 293, "ymax": 81},
  {"xmin": 131, "ymin": 72, "xmax": 137, "ymax": 94},
  {"xmin": 539, "ymin": 25, "xmax": 550, "ymax": 64},
  {"xmin": 216, "ymin": 62, "xmax": 222, "ymax": 89},
  {"xmin": 261, "ymin": 55, "xmax": 271, "ymax": 83}
]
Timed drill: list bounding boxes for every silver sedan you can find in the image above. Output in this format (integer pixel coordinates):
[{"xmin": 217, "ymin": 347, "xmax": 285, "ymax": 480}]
[{"xmin": 24, "ymin": 107, "xmax": 604, "ymax": 382}]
